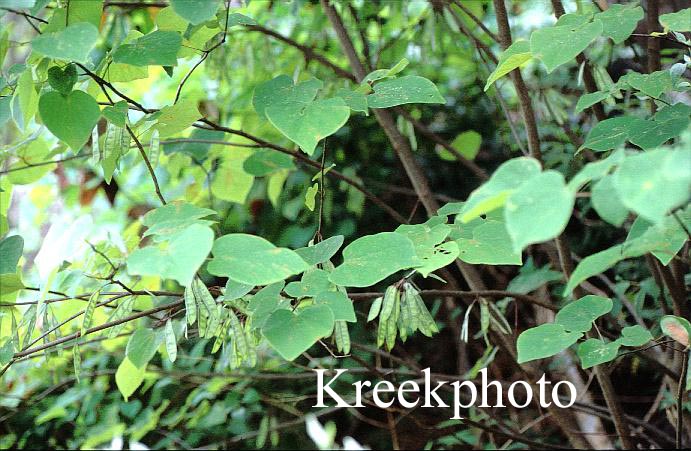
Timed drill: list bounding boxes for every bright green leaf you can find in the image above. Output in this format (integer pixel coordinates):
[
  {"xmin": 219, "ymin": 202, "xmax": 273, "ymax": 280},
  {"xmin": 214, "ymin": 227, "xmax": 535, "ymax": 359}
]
[
  {"xmin": 207, "ymin": 234, "xmax": 309, "ymax": 286},
  {"xmin": 530, "ymin": 20, "xmax": 603, "ymax": 73},
  {"xmin": 32, "ymin": 22, "xmax": 98, "ymax": 63},
  {"xmin": 127, "ymin": 224, "xmax": 214, "ymax": 287},
  {"xmin": 329, "ymin": 232, "xmax": 421, "ymax": 287},
  {"xmin": 39, "ymin": 90, "xmax": 100, "ymax": 150},
  {"xmin": 367, "ymin": 75, "xmax": 445, "ymax": 108},
  {"xmin": 555, "ymin": 295, "xmax": 613, "ymax": 333},
  {"xmin": 261, "ymin": 304, "xmax": 335, "ymax": 361},
  {"xmin": 517, "ymin": 323, "xmax": 582, "ymax": 363}
]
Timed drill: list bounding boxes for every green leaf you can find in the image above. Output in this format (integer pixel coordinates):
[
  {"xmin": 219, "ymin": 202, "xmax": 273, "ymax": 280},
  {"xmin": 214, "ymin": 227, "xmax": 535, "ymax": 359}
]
[
  {"xmin": 456, "ymin": 219, "xmax": 521, "ymax": 265},
  {"xmin": 517, "ymin": 323, "xmax": 582, "ymax": 363},
  {"xmin": 626, "ymin": 216, "xmax": 686, "ymax": 265},
  {"xmin": 564, "ymin": 208, "xmax": 689, "ymax": 294},
  {"xmin": 115, "ymin": 357, "xmax": 145, "ymax": 401},
  {"xmin": 226, "ymin": 13, "xmax": 256, "ymax": 27},
  {"xmin": 261, "ymin": 304, "xmax": 335, "ymax": 361},
  {"xmin": 581, "ymin": 116, "xmax": 638, "ymax": 152},
  {"xmin": 47, "ymin": 64, "xmax": 78, "ymax": 95},
  {"xmin": 505, "ymin": 171, "xmax": 574, "ymax": 252},
  {"xmin": 32, "ymin": 22, "xmax": 98, "ymax": 63},
  {"xmin": 591, "ymin": 175, "xmax": 628, "ymax": 226},
  {"xmin": 613, "ymin": 147, "xmax": 691, "ymax": 223},
  {"xmin": 484, "ymin": 40, "xmax": 532, "ymax": 91},
  {"xmin": 0, "ymin": 235, "xmax": 23, "ymax": 274},
  {"xmin": 207, "ymin": 234, "xmax": 309, "ymax": 286},
  {"xmin": 595, "ymin": 4, "xmax": 643, "ymax": 44},
  {"xmin": 14, "ymin": 70, "xmax": 37, "ymax": 130},
  {"xmin": 304, "ymin": 183, "xmax": 319, "ymax": 211},
  {"xmin": 577, "ymin": 339, "xmax": 620, "ymax": 369},
  {"xmin": 141, "ymin": 200, "xmax": 216, "ymax": 238},
  {"xmin": 126, "ymin": 328, "xmax": 159, "ymax": 368},
  {"xmin": 39, "ymin": 90, "xmax": 100, "ymax": 150},
  {"xmin": 575, "ymin": 91, "xmax": 610, "ymax": 114},
  {"xmin": 81, "ymin": 290, "xmax": 100, "ymax": 336},
  {"xmin": 315, "ymin": 291, "xmax": 356, "ymax": 322},
  {"xmin": 247, "ymin": 282, "xmax": 288, "ymax": 330},
  {"xmin": 628, "ymin": 104, "xmax": 690, "ymax": 150},
  {"xmin": 329, "ymin": 232, "xmax": 421, "ymax": 287},
  {"xmin": 67, "ymin": 0, "xmax": 103, "ymax": 28},
  {"xmin": 506, "ymin": 258, "xmax": 563, "ymax": 294},
  {"xmin": 530, "ymin": 19, "xmax": 603, "ymax": 73},
  {"xmin": 170, "ymin": 0, "xmax": 220, "ymax": 25},
  {"xmin": 211, "ymin": 148, "xmax": 254, "ymax": 204},
  {"xmin": 437, "ymin": 130, "xmax": 482, "ymax": 161},
  {"xmin": 102, "ymin": 101, "xmax": 128, "ymax": 127},
  {"xmin": 615, "ymin": 325, "xmax": 653, "ymax": 347},
  {"xmin": 253, "ymin": 76, "xmax": 322, "ymax": 120},
  {"xmin": 622, "ymin": 70, "xmax": 673, "ymax": 98},
  {"xmin": 659, "ymin": 8, "xmax": 691, "ymax": 32},
  {"xmin": 336, "ymin": 88, "xmax": 368, "ymax": 114},
  {"xmin": 154, "ymin": 100, "xmax": 200, "ymax": 138},
  {"xmin": 112, "ymin": 31, "xmax": 182, "ymax": 67},
  {"xmin": 459, "ymin": 157, "xmax": 542, "ymax": 223},
  {"xmin": 243, "ymin": 149, "xmax": 295, "ymax": 176},
  {"xmin": 366, "ymin": 75, "xmax": 444, "ymax": 108},
  {"xmin": 127, "ymin": 224, "xmax": 214, "ymax": 287},
  {"xmin": 267, "ymin": 97, "xmax": 350, "ymax": 156},
  {"xmin": 294, "ymin": 235, "xmax": 344, "ymax": 266},
  {"xmin": 555, "ymin": 295, "xmax": 613, "ymax": 333},
  {"xmin": 284, "ymin": 269, "xmax": 331, "ymax": 298},
  {"xmin": 660, "ymin": 315, "xmax": 691, "ymax": 347}
]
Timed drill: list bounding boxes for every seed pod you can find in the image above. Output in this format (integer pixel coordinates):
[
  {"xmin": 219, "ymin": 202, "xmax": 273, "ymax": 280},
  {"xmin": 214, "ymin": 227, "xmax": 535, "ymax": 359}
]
[
  {"xmin": 149, "ymin": 129, "xmax": 160, "ymax": 168},
  {"xmin": 73, "ymin": 344, "xmax": 81, "ymax": 382},
  {"xmin": 107, "ymin": 296, "xmax": 135, "ymax": 339},
  {"xmin": 380, "ymin": 285, "xmax": 399, "ymax": 322},
  {"xmin": 367, "ymin": 296, "xmax": 383, "ymax": 322},
  {"xmin": 334, "ymin": 320, "xmax": 350, "ymax": 354},
  {"xmin": 164, "ymin": 319, "xmax": 177, "ymax": 362},
  {"xmin": 184, "ymin": 284, "xmax": 197, "ymax": 325},
  {"xmin": 414, "ymin": 295, "xmax": 438, "ymax": 337}
]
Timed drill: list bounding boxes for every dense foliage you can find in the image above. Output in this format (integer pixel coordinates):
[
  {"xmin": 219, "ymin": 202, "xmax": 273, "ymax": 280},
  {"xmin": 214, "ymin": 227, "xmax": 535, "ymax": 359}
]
[{"xmin": 0, "ymin": 0, "xmax": 689, "ymax": 449}]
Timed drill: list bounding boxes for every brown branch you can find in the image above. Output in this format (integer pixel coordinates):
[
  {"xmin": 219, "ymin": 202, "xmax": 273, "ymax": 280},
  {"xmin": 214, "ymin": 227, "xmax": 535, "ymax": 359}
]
[
  {"xmin": 450, "ymin": 0, "xmax": 499, "ymax": 43},
  {"xmin": 244, "ymin": 24, "xmax": 356, "ymax": 82},
  {"xmin": 125, "ymin": 124, "xmax": 167, "ymax": 205},
  {"xmin": 492, "ymin": 0, "xmax": 541, "ymax": 160}
]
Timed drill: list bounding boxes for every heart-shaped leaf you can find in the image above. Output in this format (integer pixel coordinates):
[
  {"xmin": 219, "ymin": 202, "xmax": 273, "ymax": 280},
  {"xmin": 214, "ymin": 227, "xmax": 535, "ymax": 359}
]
[
  {"xmin": 366, "ymin": 75, "xmax": 445, "ymax": 108},
  {"xmin": 615, "ymin": 325, "xmax": 653, "ymax": 347},
  {"xmin": 207, "ymin": 234, "xmax": 309, "ymax": 286},
  {"xmin": 517, "ymin": 323, "xmax": 582, "ymax": 363},
  {"xmin": 315, "ymin": 291, "xmax": 356, "ymax": 323},
  {"xmin": 112, "ymin": 30, "xmax": 182, "ymax": 67},
  {"xmin": 127, "ymin": 223, "xmax": 214, "ymax": 287},
  {"xmin": 261, "ymin": 304, "xmax": 335, "ymax": 360},
  {"xmin": 295, "ymin": 235, "xmax": 344, "ymax": 266},
  {"xmin": 141, "ymin": 200, "xmax": 216, "ymax": 238},
  {"xmin": 266, "ymin": 97, "xmax": 350, "ymax": 156},
  {"xmin": 578, "ymin": 338, "xmax": 620, "ymax": 369},
  {"xmin": 555, "ymin": 295, "xmax": 613, "ymax": 333},
  {"xmin": 39, "ymin": 90, "xmax": 100, "ymax": 150},
  {"xmin": 47, "ymin": 64, "xmax": 78, "ymax": 95},
  {"xmin": 530, "ymin": 20, "xmax": 603, "ymax": 73},
  {"xmin": 170, "ymin": 0, "xmax": 220, "ymax": 25},
  {"xmin": 32, "ymin": 22, "xmax": 99, "ymax": 63},
  {"xmin": 329, "ymin": 232, "xmax": 421, "ymax": 287},
  {"xmin": 505, "ymin": 170, "xmax": 574, "ymax": 252},
  {"xmin": 660, "ymin": 315, "xmax": 691, "ymax": 347}
]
